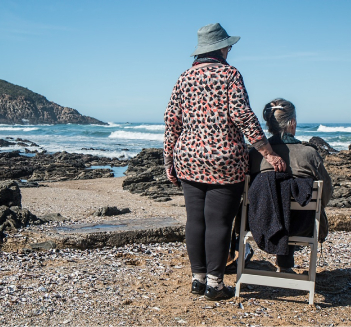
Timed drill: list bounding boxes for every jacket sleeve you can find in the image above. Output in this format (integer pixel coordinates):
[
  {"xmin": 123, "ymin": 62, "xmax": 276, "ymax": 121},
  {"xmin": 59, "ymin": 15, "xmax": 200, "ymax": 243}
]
[
  {"xmin": 228, "ymin": 69, "xmax": 266, "ymax": 145},
  {"xmin": 164, "ymin": 78, "xmax": 183, "ymax": 166}
]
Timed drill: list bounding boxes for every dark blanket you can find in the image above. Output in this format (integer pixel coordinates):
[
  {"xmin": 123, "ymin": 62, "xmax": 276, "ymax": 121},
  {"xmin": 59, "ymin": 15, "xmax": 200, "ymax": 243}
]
[{"xmin": 248, "ymin": 172, "xmax": 314, "ymax": 255}]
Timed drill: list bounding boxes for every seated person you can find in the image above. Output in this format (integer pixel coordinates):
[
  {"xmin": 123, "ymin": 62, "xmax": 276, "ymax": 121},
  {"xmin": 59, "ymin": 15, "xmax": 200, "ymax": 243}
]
[{"xmin": 249, "ymin": 98, "xmax": 332, "ymax": 272}]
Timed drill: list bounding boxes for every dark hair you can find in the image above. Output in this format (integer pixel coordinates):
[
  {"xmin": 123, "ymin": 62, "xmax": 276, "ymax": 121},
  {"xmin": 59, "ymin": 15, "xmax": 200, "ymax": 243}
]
[
  {"xmin": 263, "ymin": 98, "xmax": 296, "ymax": 135},
  {"xmin": 195, "ymin": 49, "xmax": 224, "ymax": 60}
]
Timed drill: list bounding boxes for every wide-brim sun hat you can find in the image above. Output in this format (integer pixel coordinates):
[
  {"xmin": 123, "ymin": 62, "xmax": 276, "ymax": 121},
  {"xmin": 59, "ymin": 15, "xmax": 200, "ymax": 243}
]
[{"xmin": 190, "ymin": 23, "xmax": 240, "ymax": 57}]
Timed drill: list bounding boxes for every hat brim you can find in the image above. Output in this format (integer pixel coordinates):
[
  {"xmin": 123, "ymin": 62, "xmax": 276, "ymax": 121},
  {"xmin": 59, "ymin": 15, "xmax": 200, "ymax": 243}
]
[{"xmin": 190, "ymin": 36, "xmax": 240, "ymax": 57}]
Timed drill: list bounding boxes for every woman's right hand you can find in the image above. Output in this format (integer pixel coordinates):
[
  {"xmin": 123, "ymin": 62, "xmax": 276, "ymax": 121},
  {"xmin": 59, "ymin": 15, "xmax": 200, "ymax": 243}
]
[
  {"xmin": 257, "ymin": 143, "xmax": 286, "ymax": 172},
  {"xmin": 166, "ymin": 166, "xmax": 180, "ymax": 187},
  {"xmin": 265, "ymin": 152, "xmax": 287, "ymax": 172}
]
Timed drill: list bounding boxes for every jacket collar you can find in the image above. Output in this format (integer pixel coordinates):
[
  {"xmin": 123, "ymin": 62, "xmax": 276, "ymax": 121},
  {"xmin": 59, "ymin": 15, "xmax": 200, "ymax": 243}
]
[{"xmin": 269, "ymin": 133, "xmax": 301, "ymax": 145}]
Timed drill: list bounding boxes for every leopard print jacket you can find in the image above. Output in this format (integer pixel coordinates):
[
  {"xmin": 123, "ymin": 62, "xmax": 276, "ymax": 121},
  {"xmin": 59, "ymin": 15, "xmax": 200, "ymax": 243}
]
[{"xmin": 164, "ymin": 64, "xmax": 265, "ymax": 184}]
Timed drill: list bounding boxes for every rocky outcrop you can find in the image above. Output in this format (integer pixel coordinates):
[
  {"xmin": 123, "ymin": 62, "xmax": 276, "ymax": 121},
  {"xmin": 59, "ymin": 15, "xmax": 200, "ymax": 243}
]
[
  {"xmin": 122, "ymin": 140, "xmax": 351, "ymax": 208},
  {"xmin": 122, "ymin": 148, "xmax": 183, "ymax": 201},
  {"xmin": 0, "ymin": 79, "xmax": 107, "ymax": 125},
  {"xmin": 0, "ymin": 149, "xmax": 128, "ymax": 182},
  {"xmin": 0, "ymin": 180, "xmax": 41, "ymax": 241},
  {"xmin": 303, "ymin": 136, "xmax": 338, "ymax": 158},
  {"xmin": 324, "ymin": 150, "xmax": 351, "ymax": 208}
]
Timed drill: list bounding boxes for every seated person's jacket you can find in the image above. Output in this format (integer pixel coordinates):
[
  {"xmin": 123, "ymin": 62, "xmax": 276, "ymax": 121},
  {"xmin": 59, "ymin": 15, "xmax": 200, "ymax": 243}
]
[
  {"xmin": 248, "ymin": 171, "xmax": 314, "ymax": 255},
  {"xmin": 249, "ymin": 133, "xmax": 332, "ymax": 243}
]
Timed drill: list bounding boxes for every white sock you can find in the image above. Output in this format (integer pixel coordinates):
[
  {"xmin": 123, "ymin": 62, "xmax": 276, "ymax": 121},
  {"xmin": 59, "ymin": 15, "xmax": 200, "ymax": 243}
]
[
  {"xmin": 206, "ymin": 274, "xmax": 224, "ymax": 290},
  {"xmin": 192, "ymin": 273, "xmax": 206, "ymax": 284}
]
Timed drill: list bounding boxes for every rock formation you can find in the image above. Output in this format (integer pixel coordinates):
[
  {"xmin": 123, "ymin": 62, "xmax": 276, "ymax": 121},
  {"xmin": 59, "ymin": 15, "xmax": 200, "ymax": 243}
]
[
  {"xmin": 122, "ymin": 148, "xmax": 183, "ymax": 201},
  {"xmin": 0, "ymin": 146, "xmax": 128, "ymax": 182},
  {"xmin": 0, "ymin": 180, "xmax": 41, "ymax": 241},
  {"xmin": 0, "ymin": 79, "xmax": 107, "ymax": 125}
]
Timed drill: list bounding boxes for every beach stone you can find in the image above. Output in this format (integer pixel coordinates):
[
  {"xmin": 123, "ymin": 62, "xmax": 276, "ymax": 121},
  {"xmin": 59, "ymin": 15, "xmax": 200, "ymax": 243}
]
[
  {"xmin": 39, "ymin": 213, "xmax": 66, "ymax": 223},
  {"xmin": 93, "ymin": 206, "xmax": 131, "ymax": 217},
  {"xmin": 30, "ymin": 241, "xmax": 57, "ymax": 251}
]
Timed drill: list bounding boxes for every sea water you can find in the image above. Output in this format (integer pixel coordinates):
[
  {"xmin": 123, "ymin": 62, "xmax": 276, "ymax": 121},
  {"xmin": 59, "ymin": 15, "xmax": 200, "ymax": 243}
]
[{"xmin": 0, "ymin": 122, "xmax": 350, "ymax": 161}]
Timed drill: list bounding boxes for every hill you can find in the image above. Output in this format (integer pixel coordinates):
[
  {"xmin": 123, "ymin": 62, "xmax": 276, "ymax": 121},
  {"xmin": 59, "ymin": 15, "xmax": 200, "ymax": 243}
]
[{"xmin": 0, "ymin": 79, "xmax": 107, "ymax": 125}]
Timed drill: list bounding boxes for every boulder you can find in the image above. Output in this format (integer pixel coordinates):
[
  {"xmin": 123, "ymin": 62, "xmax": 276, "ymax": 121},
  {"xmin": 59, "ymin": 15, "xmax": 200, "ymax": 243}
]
[
  {"xmin": 306, "ymin": 136, "xmax": 338, "ymax": 158},
  {"xmin": 0, "ymin": 180, "xmax": 42, "ymax": 242},
  {"xmin": 0, "ymin": 139, "xmax": 15, "ymax": 147},
  {"xmin": 0, "ymin": 180, "xmax": 21, "ymax": 207},
  {"xmin": 122, "ymin": 148, "xmax": 183, "ymax": 201}
]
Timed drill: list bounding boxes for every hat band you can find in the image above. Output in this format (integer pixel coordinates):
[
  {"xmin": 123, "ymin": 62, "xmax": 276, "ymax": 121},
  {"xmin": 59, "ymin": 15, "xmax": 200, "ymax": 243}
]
[{"xmin": 198, "ymin": 36, "xmax": 230, "ymax": 47}]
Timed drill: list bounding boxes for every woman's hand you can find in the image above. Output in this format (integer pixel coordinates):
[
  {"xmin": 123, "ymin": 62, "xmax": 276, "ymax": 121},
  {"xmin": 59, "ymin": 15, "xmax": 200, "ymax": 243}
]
[
  {"xmin": 265, "ymin": 152, "xmax": 287, "ymax": 172},
  {"xmin": 257, "ymin": 143, "xmax": 287, "ymax": 172},
  {"xmin": 166, "ymin": 166, "xmax": 180, "ymax": 187}
]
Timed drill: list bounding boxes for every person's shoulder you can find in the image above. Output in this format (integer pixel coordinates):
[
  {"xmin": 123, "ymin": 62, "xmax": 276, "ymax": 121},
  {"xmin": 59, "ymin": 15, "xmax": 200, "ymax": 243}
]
[
  {"xmin": 289, "ymin": 142, "xmax": 321, "ymax": 158},
  {"xmin": 225, "ymin": 65, "xmax": 239, "ymax": 74}
]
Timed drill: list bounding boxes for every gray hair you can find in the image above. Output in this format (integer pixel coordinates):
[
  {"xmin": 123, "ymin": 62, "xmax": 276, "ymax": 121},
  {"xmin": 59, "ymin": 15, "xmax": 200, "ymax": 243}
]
[{"xmin": 263, "ymin": 98, "xmax": 296, "ymax": 135}]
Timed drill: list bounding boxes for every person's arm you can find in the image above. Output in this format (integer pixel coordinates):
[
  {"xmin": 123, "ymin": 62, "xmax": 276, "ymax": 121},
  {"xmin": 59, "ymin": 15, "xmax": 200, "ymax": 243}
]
[
  {"xmin": 164, "ymin": 79, "xmax": 183, "ymax": 186},
  {"xmin": 228, "ymin": 70, "xmax": 286, "ymax": 172}
]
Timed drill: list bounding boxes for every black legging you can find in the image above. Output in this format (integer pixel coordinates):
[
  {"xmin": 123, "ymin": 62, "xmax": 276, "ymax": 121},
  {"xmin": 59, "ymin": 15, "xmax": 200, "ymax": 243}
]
[{"xmin": 181, "ymin": 179, "xmax": 244, "ymax": 278}]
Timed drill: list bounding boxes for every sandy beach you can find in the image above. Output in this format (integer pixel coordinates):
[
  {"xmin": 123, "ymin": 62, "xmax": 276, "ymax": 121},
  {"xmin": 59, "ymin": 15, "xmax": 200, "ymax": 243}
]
[{"xmin": 0, "ymin": 177, "xmax": 350, "ymax": 326}]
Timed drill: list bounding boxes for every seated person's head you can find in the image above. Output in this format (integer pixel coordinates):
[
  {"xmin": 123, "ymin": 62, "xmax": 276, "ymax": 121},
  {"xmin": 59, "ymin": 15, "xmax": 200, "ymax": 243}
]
[{"xmin": 263, "ymin": 99, "xmax": 297, "ymax": 136}]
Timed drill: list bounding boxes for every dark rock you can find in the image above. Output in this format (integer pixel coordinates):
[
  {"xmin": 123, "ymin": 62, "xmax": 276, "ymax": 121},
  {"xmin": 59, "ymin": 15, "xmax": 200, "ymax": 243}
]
[
  {"xmin": 39, "ymin": 213, "xmax": 66, "ymax": 223},
  {"xmin": 122, "ymin": 148, "xmax": 183, "ymax": 200},
  {"xmin": 16, "ymin": 138, "xmax": 39, "ymax": 147},
  {"xmin": 0, "ymin": 180, "xmax": 43, "ymax": 243},
  {"xmin": 0, "ymin": 139, "xmax": 15, "ymax": 147},
  {"xmin": 1, "ymin": 150, "xmax": 21, "ymax": 158},
  {"xmin": 349, "ymin": 144, "xmax": 351, "ymax": 151},
  {"xmin": 93, "ymin": 206, "xmax": 131, "ymax": 217},
  {"xmin": 306, "ymin": 136, "xmax": 338, "ymax": 158},
  {"xmin": 0, "ymin": 148, "xmax": 128, "ymax": 182},
  {"xmin": 0, "ymin": 180, "xmax": 21, "ymax": 207},
  {"xmin": 81, "ymin": 147, "xmax": 107, "ymax": 151},
  {"xmin": 0, "ymin": 79, "xmax": 107, "ymax": 125},
  {"xmin": 0, "ymin": 205, "xmax": 41, "ymax": 233},
  {"xmin": 324, "ymin": 150, "xmax": 351, "ymax": 208},
  {"xmin": 16, "ymin": 180, "xmax": 42, "ymax": 188}
]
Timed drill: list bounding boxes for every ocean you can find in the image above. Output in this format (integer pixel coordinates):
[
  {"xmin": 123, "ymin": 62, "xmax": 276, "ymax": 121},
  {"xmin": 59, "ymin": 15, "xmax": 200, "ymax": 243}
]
[{"xmin": 1, "ymin": 122, "xmax": 351, "ymax": 161}]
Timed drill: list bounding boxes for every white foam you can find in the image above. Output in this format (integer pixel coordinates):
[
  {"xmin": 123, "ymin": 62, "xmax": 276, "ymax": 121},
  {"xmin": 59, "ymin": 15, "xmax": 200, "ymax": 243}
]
[
  {"xmin": 124, "ymin": 124, "xmax": 165, "ymax": 131},
  {"xmin": 104, "ymin": 122, "xmax": 121, "ymax": 128},
  {"xmin": 0, "ymin": 127, "xmax": 39, "ymax": 131},
  {"xmin": 317, "ymin": 125, "xmax": 351, "ymax": 133},
  {"xmin": 108, "ymin": 131, "xmax": 164, "ymax": 141},
  {"xmin": 295, "ymin": 135, "xmax": 311, "ymax": 142}
]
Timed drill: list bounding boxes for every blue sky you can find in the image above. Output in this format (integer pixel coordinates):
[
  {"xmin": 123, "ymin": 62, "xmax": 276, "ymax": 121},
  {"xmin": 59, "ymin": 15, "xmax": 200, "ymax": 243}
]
[{"xmin": 1, "ymin": 0, "xmax": 350, "ymax": 123}]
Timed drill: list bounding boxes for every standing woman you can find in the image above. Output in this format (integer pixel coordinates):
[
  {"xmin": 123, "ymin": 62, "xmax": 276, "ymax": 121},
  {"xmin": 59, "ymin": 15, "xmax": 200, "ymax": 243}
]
[{"xmin": 164, "ymin": 23, "xmax": 286, "ymax": 301}]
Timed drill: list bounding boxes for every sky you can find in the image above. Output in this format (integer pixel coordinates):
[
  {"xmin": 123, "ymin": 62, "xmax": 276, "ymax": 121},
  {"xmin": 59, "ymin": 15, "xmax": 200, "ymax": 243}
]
[{"xmin": 1, "ymin": 0, "xmax": 350, "ymax": 124}]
